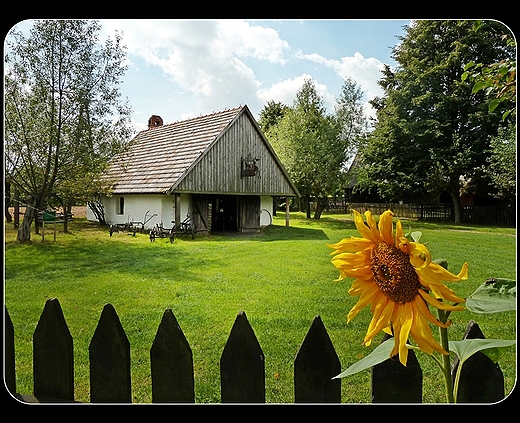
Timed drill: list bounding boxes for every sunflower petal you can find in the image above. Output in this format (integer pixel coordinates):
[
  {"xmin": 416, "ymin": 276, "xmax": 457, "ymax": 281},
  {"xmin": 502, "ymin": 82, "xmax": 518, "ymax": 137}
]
[
  {"xmin": 365, "ymin": 297, "xmax": 395, "ymax": 342},
  {"xmin": 328, "ymin": 237, "xmax": 375, "ymax": 254},
  {"xmin": 378, "ymin": 210, "xmax": 395, "ymax": 245},
  {"xmin": 364, "ymin": 211, "xmax": 381, "ymax": 243},
  {"xmin": 347, "ymin": 283, "xmax": 381, "ymax": 322},
  {"xmin": 418, "ymin": 289, "xmax": 465, "ymax": 312},
  {"xmin": 423, "ymin": 261, "xmax": 469, "ymax": 282},
  {"xmin": 395, "ymin": 220, "xmax": 404, "ymax": 248},
  {"xmin": 414, "ymin": 293, "xmax": 452, "ymax": 328},
  {"xmin": 352, "ymin": 210, "xmax": 380, "ymax": 243}
]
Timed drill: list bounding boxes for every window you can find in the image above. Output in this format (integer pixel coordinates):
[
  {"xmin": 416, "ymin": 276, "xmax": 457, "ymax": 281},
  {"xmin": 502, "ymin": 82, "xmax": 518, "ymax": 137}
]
[{"xmin": 116, "ymin": 196, "xmax": 125, "ymax": 215}]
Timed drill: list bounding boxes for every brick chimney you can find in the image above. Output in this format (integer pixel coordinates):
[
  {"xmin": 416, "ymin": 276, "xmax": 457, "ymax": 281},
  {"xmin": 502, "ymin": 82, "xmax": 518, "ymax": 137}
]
[{"xmin": 148, "ymin": 115, "xmax": 163, "ymax": 129}]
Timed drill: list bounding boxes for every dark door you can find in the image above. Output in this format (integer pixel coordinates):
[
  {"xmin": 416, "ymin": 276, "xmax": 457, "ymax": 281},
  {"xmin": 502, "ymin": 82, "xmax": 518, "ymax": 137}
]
[
  {"xmin": 239, "ymin": 196, "xmax": 260, "ymax": 233},
  {"xmin": 192, "ymin": 195, "xmax": 209, "ymax": 234}
]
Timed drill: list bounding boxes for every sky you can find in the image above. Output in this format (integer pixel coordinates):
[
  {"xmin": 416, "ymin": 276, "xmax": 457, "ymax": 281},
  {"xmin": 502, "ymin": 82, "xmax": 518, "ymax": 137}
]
[{"xmin": 7, "ymin": 19, "xmax": 410, "ymax": 131}]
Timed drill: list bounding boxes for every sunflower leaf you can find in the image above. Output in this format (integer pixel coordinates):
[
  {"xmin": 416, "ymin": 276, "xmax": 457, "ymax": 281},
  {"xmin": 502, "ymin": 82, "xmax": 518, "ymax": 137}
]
[
  {"xmin": 410, "ymin": 231, "xmax": 422, "ymax": 243},
  {"xmin": 466, "ymin": 278, "xmax": 516, "ymax": 314},
  {"xmin": 449, "ymin": 339, "xmax": 515, "ymax": 364},
  {"xmin": 333, "ymin": 338, "xmax": 394, "ymax": 379},
  {"xmin": 433, "ymin": 258, "xmax": 449, "ymax": 270}
]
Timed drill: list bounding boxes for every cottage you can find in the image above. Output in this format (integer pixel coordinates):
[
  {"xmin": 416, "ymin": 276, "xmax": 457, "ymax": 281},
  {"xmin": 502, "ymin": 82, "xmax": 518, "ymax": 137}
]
[{"xmin": 87, "ymin": 105, "xmax": 299, "ymax": 233}]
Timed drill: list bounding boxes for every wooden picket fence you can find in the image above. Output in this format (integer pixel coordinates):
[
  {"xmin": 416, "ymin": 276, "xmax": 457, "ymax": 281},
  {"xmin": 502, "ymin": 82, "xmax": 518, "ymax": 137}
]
[{"xmin": 5, "ymin": 298, "xmax": 506, "ymax": 404}]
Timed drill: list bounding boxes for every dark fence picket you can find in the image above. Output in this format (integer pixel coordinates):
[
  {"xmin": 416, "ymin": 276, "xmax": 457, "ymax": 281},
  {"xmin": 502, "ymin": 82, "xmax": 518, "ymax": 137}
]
[
  {"xmin": 451, "ymin": 320, "xmax": 505, "ymax": 403},
  {"xmin": 150, "ymin": 308, "xmax": 194, "ymax": 403},
  {"xmin": 371, "ymin": 334, "xmax": 422, "ymax": 403},
  {"xmin": 6, "ymin": 300, "xmax": 509, "ymax": 404},
  {"xmin": 294, "ymin": 315, "xmax": 341, "ymax": 403},
  {"xmin": 220, "ymin": 311, "xmax": 265, "ymax": 403},
  {"xmin": 33, "ymin": 298, "xmax": 74, "ymax": 402},
  {"xmin": 5, "ymin": 307, "xmax": 16, "ymax": 396},
  {"xmin": 89, "ymin": 303, "xmax": 131, "ymax": 403}
]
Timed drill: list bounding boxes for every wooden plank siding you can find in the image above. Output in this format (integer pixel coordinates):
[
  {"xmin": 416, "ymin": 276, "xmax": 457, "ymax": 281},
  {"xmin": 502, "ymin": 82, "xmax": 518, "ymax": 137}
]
[
  {"xmin": 102, "ymin": 105, "xmax": 298, "ymax": 198},
  {"xmin": 172, "ymin": 109, "xmax": 298, "ymax": 196}
]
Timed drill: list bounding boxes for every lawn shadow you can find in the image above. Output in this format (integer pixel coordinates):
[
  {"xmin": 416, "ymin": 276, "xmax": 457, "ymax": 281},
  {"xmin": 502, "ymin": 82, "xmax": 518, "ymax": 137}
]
[{"xmin": 261, "ymin": 224, "xmax": 329, "ymax": 241}]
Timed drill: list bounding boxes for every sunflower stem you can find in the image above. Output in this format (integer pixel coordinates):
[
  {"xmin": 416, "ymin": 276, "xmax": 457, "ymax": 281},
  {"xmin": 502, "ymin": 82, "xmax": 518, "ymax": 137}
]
[{"xmin": 438, "ymin": 309, "xmax": 455, "ymax": 403}]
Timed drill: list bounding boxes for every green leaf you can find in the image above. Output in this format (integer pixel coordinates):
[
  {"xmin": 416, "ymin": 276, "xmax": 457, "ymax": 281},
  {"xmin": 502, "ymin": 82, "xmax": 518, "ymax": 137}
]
[
  {"xmin": 410, "ymin": 231, "xmax": 422, "ymax": 243},
  {"xmin": 502, "ymin": 109, "xmax": 512, "ymax": 121},
  {"xmin": 466, "ymin": 278, "xmax": 516, "ymax": 314},
  {"xmin": 472, "ymin": 80, "xmax": 485, "ymax": 94},
  {"xmin": 449, "ymin": 339, "xmax": 515, "ymax": 364},
  {"xmin": 463, "ymin": 61, "xmax": 475, "ymax": 71},
  {"xmin": 488, "ymin": 98, "xmax": 501, "ymax": 113},
  {"xmin": 433, "ymin": 258, "xmax": 448, "ymax": 270},
  {"xmin": 333, "ymin": 338, "xmax": 394, "ymax": 379},
  {"xmin": 482, "ymin": 346, "xmax": 511, "ymax": 363}
]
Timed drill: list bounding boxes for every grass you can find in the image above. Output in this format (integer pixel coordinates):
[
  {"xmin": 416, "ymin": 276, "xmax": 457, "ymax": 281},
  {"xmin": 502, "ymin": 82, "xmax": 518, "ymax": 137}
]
[{"xmin": 4, "ymin": 212, "xmax": 516, "ymax": 403}]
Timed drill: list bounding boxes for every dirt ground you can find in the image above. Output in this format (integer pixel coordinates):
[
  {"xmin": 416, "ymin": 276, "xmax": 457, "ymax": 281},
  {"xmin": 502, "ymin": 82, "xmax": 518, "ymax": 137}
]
[{"xmin": 6, "ymin": 205, "xmax": 87, "ymax": 219}]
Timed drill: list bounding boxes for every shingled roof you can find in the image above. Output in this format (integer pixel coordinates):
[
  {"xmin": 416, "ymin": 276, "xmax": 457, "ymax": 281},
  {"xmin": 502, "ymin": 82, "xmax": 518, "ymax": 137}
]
[{"xmin": 104, "ymin": 106, "xmax": 245, "ymax": 194}]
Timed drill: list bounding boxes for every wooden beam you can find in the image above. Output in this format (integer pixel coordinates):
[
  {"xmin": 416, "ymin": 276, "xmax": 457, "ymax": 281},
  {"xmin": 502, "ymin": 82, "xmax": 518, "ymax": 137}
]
[
  {"xmin": 286, "ymin": 197, "xmax": 290, "ymax": 227},
  {"xmin": 174, "ymin": 194, "xmax": 181, "ymax": 230}
]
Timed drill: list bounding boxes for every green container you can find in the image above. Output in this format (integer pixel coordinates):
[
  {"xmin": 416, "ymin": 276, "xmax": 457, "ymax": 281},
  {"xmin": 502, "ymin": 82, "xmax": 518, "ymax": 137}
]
[{"xmin": 42, "ymin": 210, "xmax": 56, "ymax": 222}]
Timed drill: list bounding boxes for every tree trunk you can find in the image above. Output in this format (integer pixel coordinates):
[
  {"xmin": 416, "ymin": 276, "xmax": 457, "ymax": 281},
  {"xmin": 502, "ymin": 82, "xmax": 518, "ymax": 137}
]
[
  {"xmin": 449, "ymin": 190, "xmax": 462, "ymax": 224},
  {"xmin": 5, "ymin": 180, "xmax": 12, "ymax": 223},
  {"xmin": 17, "ymin": 195, "xmax": 37, "ymax": 242},
  {"xmin": 87, "ymin": 198, "xmax": 106, "ymax": 225},
  {"xmin": 313, "ymin": 196, "xmax": 328, "ymax": 219}
]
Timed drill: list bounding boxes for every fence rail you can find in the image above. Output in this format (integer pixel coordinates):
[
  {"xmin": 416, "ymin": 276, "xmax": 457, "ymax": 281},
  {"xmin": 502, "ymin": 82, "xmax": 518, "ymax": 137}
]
[
  {"xmin": 318, "ymin": 199, "xmax": 514, "ymax": 226},
  {"xmin": 5, "ymin": 298, "xmax": 505, "ymax": 404}
]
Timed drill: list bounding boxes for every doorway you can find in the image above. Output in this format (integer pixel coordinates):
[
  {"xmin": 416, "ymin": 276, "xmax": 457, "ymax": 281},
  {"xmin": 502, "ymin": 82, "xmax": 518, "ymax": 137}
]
[{"xmin": 211, "ymin": 195, "xmax": 238, "ymax": 232}]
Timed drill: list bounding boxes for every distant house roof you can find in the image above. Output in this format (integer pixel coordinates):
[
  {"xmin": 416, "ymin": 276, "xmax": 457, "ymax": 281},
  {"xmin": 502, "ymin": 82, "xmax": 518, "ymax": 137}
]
[{"xmin": 103, "ymin": 105, "xmax": 299, "ymax": 197}]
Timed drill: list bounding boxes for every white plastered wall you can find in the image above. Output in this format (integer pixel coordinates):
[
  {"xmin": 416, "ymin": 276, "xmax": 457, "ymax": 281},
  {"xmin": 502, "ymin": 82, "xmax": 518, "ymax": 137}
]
[
  {"xmin": 260, "ymin": 195, "xmax": 274, "ymax": 226},
  {"xmin": 87, "ymin": 194, "xmax": 192, "ymax": 230}
]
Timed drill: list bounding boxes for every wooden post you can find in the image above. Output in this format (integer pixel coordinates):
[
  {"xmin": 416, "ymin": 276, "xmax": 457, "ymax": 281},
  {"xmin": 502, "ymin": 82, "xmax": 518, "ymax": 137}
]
[
  {"xmin": 54, "ymin": 219, "xmax": 57, "ymax": 242},
  {"xmin": 371, "ymin": 334, "xmax": 422, "ymax": 403},
  {"xmin": 285, "ymin": 197, "xmax": 290, "ymax": 227},
  {"xmin": 41, "ymin": 220, "xmax": 45, "ymax": 242},
  {"xmin": 5, "ymin": 307, "xmax": 16, "ymax": 396},
  {"xmin": 220, "ymin": 311, "xmax": 265, "ymax": 403},
  {"xmin": 451, "ymin": 320, "xmax": 505, "ymax": 403},
  {"xmin": 89, "ymin": 304, "xmax": 131, "ymax": 403},
  {"xmin": 33, "ymin": 298, "xmax": 74, "ymax": 401},
  {"xmin": 294, "ymin": 315, "xmax": 341, "ymax": 403},
  {"xmin": 174, "ymin": 193, "xmax": 181, "ymax": 231},
  {"xmin": 150, "ymin": 308, "xmax": 194, "ymax": 403}
]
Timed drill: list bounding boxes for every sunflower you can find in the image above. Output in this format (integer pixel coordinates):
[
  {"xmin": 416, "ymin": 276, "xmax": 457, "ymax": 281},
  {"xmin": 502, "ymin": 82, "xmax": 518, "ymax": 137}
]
[{"xmin": 329, "ymin": 209, "xmax": 469, "ymax": 366}]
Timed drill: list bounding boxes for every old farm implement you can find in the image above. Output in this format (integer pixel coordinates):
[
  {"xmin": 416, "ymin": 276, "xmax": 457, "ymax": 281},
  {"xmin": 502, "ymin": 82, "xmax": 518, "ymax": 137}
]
[
  {"xmin": 109, "ymin": 211, "xmax": 157, "ymax": 237},
  {"xmin": 149, "ymin": 213, "xmax": 197, "ymax": 243}
]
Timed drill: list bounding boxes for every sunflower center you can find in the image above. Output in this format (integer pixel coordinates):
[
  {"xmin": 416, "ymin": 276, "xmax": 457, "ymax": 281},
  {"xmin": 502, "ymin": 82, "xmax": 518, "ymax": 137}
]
[{"xmin": 370, "ymin": 242, "xmax": 421, "ymax": 304}]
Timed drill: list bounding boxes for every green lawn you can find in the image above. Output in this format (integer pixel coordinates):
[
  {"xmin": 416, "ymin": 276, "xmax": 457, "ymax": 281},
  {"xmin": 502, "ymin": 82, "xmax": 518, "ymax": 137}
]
[{"xmin": 4, "ymin": 212, "xmax": 516, "ymax": 403}]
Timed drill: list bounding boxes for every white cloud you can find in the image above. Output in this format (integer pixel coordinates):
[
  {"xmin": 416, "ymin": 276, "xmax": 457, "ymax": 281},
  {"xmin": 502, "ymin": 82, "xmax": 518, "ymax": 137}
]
[
  {"xmin": 299, "ymin": 51, "xmax": 386, "ymax": 121},
  {"xmin": 101, "ymin": 19, "xmax": 290, "ymax": 113},
  {"xmin": 258, "ymin": 73, "xmax": 335, "ymax": 111},
  {"xmin": 301, "ymin": 51, "xmax": 385, "ymax": 100}
]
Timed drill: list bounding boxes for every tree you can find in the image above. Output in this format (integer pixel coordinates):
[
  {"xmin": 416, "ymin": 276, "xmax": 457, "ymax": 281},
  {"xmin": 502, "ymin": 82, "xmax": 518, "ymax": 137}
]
[
  {"xmin": 258, "ymin": 100, "xmax": 289, "ymax": 133},
  {"xmin": 335, "ymin": 77, "xmax": 368, "ymax": 164},
  {"xmin": 462, "ymin": 21, "xmax": 516, "ymax": 121},
  {"xmin": 355, "ymin": 20, "xmax": 514, "ymax": 223},
  {"xmin": 4, "ymin": 20, "xmax": 132, "ymax": 241},
  {"xmin": 485, "ymin": 122, "xmax": 516, "ymax": 204},
  {"xmin": 265, "ymin": 78, "xmax": 364, "ymax": 219}
]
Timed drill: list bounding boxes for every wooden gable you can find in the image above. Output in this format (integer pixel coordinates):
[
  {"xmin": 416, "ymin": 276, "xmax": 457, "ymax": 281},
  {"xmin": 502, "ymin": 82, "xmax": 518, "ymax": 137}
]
[
  {"xmin": 170, "ymin": 107, "xmax": 299, "ymax": 197},
  {"xmin": 104, "ymin": 105, "xmax": 298, "ymax": 197},
  {"xmin": 104, "ymin": 107, "xmax": 245, "ymax": 194}
]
